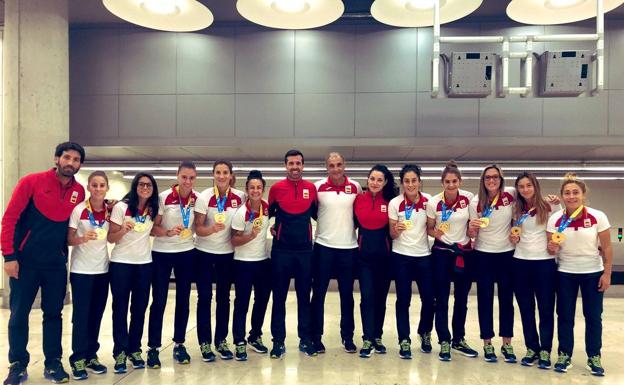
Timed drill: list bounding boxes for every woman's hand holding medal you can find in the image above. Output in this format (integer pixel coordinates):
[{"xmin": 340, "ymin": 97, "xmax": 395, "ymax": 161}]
[
  {"xmin": 547, "ymin": 239, "xmax": 560, "ymax": 254},
  {"xmin": 82, "ymin": 230, "xmax": 99, "ymax": 243},
  {"xmin": 211, "ymin": 222, "xmax": 226, "ymax": 234},
  {"xmin": 122, "ymin": 221, "xmax": 135, "ymax": 233},
  {"xmin": 167, "ymin": 225, "xmax": 184, "ymax": 237},
  {"xmin": 394, "ymin": 221, "xmax": 407, "ymax": 233},
  {"xmin": 509, "ymin": 233, "xmax": 520, "ymax": 244}
]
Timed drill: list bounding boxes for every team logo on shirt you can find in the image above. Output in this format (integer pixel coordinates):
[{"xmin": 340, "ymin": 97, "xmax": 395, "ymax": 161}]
[
  {"xmin": 459, "ymin": 200, "xmax": 466, "ymax": 209},
  {"xmin": 502, "ymin": 196, "xmax": 509, "ymax": 206},
  {"xmin": 303, "ymin": 189, "xmax": 310, "ymax": 199},
  {"xmin": 231, "ymin": 200, "xmax": 238, "ymax": 208},
  {"xmin": 584, "ymin": 218, "xmax": 591, "ymax": 228},
  {"xmin": 345, "ymin": 185, "xmax": 352, "ymax": 194},
  {"xmin": 70, "ymin": 191, "xmax": 79, "ymax": 204},
  {"xmin": 381, "ymin": 204, "xmax": 387, "ymax": 213}
]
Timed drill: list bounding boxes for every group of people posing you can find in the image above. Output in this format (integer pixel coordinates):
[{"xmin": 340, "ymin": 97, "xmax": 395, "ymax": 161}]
[{"xmin": 1, "ymin": 143, "xmax": 613, "ymax": 385}]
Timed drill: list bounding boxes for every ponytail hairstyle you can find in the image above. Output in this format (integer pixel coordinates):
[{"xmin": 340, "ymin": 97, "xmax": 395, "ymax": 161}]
[
  {"xmin": 477, "ymin": 164, "xmax": 505, "ymax": 213},
  {"xmin": 441, "ymin": 160, "xmax": 461, "ymax": 182},
  {"xmin": 246, "ymin": 170, "xmax": 266, "ymax": 190},
  {"xmin": 368, "ymin": 164, "xmax": 397, "ymax": 202},
  {"xmin": 514, "ymin": 172, "xmax": 550, "ymax": 225}
]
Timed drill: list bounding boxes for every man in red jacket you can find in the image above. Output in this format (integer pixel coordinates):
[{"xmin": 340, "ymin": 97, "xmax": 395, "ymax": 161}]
[{"xmin": 2, "ymin": 142, "xmax": 86, "ymax": 385}]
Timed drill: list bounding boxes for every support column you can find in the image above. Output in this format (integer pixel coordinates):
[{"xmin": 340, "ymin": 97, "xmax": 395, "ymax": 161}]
[{"xmin": 1, "ymin": 0, "xmax": 69, "ymax": 307}]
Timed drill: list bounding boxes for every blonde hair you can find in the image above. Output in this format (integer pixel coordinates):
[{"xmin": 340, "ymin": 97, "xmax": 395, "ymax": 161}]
[{"xmin": 560, "ymin": 172, "xmax": 588, "ymax": 196}]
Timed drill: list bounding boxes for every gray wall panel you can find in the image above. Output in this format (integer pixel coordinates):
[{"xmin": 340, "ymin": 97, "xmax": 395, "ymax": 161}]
[
  {"xmin": 609, "ymin": 90, "xmax": 624, "ymax": 135},
  {"xmin": 543, "ymin": 91, "xmax": 608, "ymax": 136},
  {"xmin": 417, "ymin": 93, "xmax": 478, "ymax": 136},
  {"xmin": 177, "ymin": 95, "xmax": 235, "ymax": 137},
  {"xmin": 608, "ymin": 20, "xmax": 624, "ymax": 90},
  {"xmin": 236, "ymin": 94, "xmax": 294, "ymax": 137},
  {"xmin": 119, "ymin": 31, "xmax": 177, "ymax": 94},
  {"xmin": 70, "ymin": 95, "xmax": 118, "ymax": 138},
  {"xmin": 295, "ymin": 93, "xmax": 354, "ymax": 137},
  {"xmin": 355, "ymin": 93, "xmax": 416, "ymax": 137},
  {"xmin": 235, "ymin": 28, "xmax": 294, "ymax": 93},
  {"xmin": 295, "ymin": 26, "xmax": 355, "ymax": 93},
  {"xmin": 177, "ymin": 29, "xmax": 235, "ymax": 94},
  {"xmin": 479, "ymin": 97, "xmax": 543, "ymax": 137},
  {"xmin": 119, "ymin": 95, "xmax": 176, "ymax": 137},
  {"xmin": 69, "ymin": 29, "xmax": 119, "ymax": 95},
  {"xmin": 355, "ymin": 25, "xmax": 417, "ymax": 92}
]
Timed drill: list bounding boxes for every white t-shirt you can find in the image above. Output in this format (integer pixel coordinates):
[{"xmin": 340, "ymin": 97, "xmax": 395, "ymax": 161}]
[
  {"xmin": 547, "ymin": 206, "xmax": 610, "ymax": 274},
  {"xmin": 513, "ymin": 203, "xmax": 560, "ymax": 261},
  {"xmin": 152, "ymin": 186, "xmax": 199, "ymax": 253},
  {"xmin": 68, "ymin": 201, "xmax": 110, "ymax": 274},
  {"xmin": 194, "ymin": 187, "xmax": 246, "ymax": 254},
  {"xmin": 109, "ymin": 201, "xmax": 153, "ymax": 264},
  {"xmin": 388, "ymin": 193, "xmax": 431, "ymax": 257},
  {"xmin": 314, "ymin": 177, "xmax": 362, "ymax": 249},
  {"xmin": 231, "ymin": 200, "xmax": 270, "ymax": 262},
  {"xmin": 426, "ymin": 189, "xmax": 474, "ymax": 246},
  {"xmin": 469, "ymin": 187, "xmax": 516, "ymax": 253}
]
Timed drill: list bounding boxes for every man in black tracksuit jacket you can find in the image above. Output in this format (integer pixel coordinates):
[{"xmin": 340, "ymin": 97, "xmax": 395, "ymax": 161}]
[
  {"xmin": 2, "ymin": 142, "xmax": 85, "ymax": 385},
  {"xmin": 268, "ymin": 149, "xmax": 318, "ymax": 358}
]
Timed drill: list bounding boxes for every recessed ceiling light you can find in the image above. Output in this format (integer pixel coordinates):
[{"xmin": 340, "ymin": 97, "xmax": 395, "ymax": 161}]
[
  {"xmin": 102, "ymin": 0, "xmax": 214, "ymax": 32},
  {"xmin": 236, "ymin": 0, "xmax": 344, "ymax": 29},
  {"xmin": 371, "ymin": 0, "xmax": 482, "ymax": 28},
  {"xmin": 507, "ymin": 0, "xmax": 624, "ymax": 25}
]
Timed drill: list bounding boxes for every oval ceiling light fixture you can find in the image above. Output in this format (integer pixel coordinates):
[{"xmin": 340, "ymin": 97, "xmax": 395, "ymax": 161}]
[
  {"xmin": 236, "ymin": 0, "xmax": 344, "ymax": 29},
  {"xmin": 102, "ymin": 0, "xmax": 214, "ymax": 32},
  {"xmin": 371, "ymin": 0, "xmax": 483, "ymax": 27},
  {"xmin": 507, "ymin": 0, "xmax": 624, "ymax": 25}
]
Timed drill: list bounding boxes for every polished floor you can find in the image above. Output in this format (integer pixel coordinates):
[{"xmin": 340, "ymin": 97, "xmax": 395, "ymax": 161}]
[{"xmin": 1, "ymin": 289, "xmax": 623, "ymax": 385}]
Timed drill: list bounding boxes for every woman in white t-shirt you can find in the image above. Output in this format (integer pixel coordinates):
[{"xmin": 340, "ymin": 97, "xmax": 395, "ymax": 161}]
[
  {"xmin": 388, "ymin": 164, "xmax": 433, "ymax": 360},
  {"xmin": 468, "ymin": 164, "xmax": 517, "ymax": 363},
  {"xmin": 425, "ymin": 161, "xmax": 478, "ymax": 361},
  {"xmin": 547, "ymin": 173, "xmax": 612, "ymax": 376},
  {"xmin": 67, "ymin": 171, "xmax": 111, "ymax": 379},
  {"xmin": 107, "ymin": 172, "xmax": 159, "ymax": 373},
  {"xmin": 230, "ymin": 170, "xmax": 271, "ymax": 361},
  {"xmin": 193, "ymin": 160, "xmax": 246, "ymax": 361},
  {"xmin": 510, "ymin": 172, "xmax": 559, "ymax": 369}
]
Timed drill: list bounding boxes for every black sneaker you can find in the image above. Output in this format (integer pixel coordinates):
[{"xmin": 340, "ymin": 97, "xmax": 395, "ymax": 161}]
[
  {"xmin": 501, "ymin": 343, "xmax": 517, "ymax": 363},
  {"xmin": 343, "ymin": 339, "xmax": 357, "ymax": 353},
  {"xmin": 313, "ymin": 340, "xmax": 326, "ymax": 354},
  {"xmin": 128, "ymin": 351, "xmax": 145, "ymax": 369},
  {"xmin": 298, "ymin": 340, "xmax": 317, "ymax": 357},
  {"xmin": 270, "ymin": 343, "xmax": 286, "ymax": 359},
  {"xmin": 399, "ymin": 339, "xmax": 412, "ymax": 359},
  {"xmin": 520, "ymin": 349, "xmax": 539, "ymax": 367},
  {"xmin": 43, "ymin": 360, "xmax": 70, "ymax": 384},
  {"xmin": 359, "ymin": 340, "xmax": 374, "ymax": 358},
  {"xmin": 419, "ymin": 332, "xmax": 432, "ymax": 353},
  {"xmin": 451, "ymin": 338, "xmax": 478, "ymax": 357},
  {"xmin": 216, "ymin": 341, "xmax": 234, "ymax": 360},
  {"xmin": 438, "ymin": 341, "xmax": 452, "ymax": 361},
  {"xmin": 248, "ymin": 337, "xmax": 268, "ymax": 354},
  {"xmin": 235, "ymin": 343, "xmax": 248, "ymax": 361},
  {"xmin": 113, "ymin": 352, "xmax": 127, "ymax": 374},
  {"xmin": 69, "ymin": 359, "xmax": 88, "ymax": 380},
  {"xmin": 3, "ymin": 362, "xmax": 28, "ymax": 385},
  {"xmin": 146, "ymin": 348, "xmax": 161, "ymax": 369},
  {"xmin": 373, "ymin": 338, "xmax": 387, "ymax": 354},
  {"xmin": 483, "ymin": 344, "xmax": 498, "ymax": 363},
  {"xmin": 200, "ymin": 343, "xmax": 216, "ymax": 362},
  {"xmin": 554, "ymin": 353, "xmax": 572, "ymax": 373},
  {"xmin": 85, "ymin": 357, "xmax": 107, "ymax": 374},
  {"xmin": 586, "ymin": 355, "xmax": 605, "ymax": 376},
  {"xmin": 538, "ymin": 350, "xmax": 551, "ymax": 370},
  {"xmin": 173, "ymin": 344, "xmax": 191, "ymax": 365}
]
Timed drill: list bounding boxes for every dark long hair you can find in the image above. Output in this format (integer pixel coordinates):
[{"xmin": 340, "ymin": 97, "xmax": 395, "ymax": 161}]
[
  {"xmin": 123, "ymin": 172, "xmax": 159, "ymax": 218},
  {"xmin": 368, "ymin": 164, "xmax": 397, "ymax": 202}
]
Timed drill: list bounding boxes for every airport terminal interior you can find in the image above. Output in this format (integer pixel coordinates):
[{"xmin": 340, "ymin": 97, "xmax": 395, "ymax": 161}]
[{"xmin": 1, "ymin": 0, "xmax": 624, "ymax": 384}]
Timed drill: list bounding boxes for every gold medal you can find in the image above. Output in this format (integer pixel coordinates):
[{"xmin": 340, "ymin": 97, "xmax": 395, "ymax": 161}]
[
  {"xmin": 179, "ymin": 228, "xmax": 192, "ymax": 240},
  {"xmin": 252, "ymin": 218, "xmax": 263, "ymax": 229},
  {"xmin": 402, "ymin": 220, "xmax": 413, "ymax": 230},
  {"xmin": 95, "ymin": 228, "xmax": 107, "ymax": 240},
  {"xmin": 439, "ymin": 222, "xmax": 451, "ymax": 233},
  {"xmin": 511, "ymin": 226, "xmax": 522, "ymax": 236},
  {"xmin": 552, "ymin": 232, "xmax": 566, "ymax": 244},
  {"xmin": 134, "ymin": 222, "xmax": 147, "ymax": 233},
  {"xmin": 214, "ymin": 212, "xmax": 226, "ymax": 224},
  {"xmin": 480, "ymin": 217, "xmax": 490, "ymax": 228}
]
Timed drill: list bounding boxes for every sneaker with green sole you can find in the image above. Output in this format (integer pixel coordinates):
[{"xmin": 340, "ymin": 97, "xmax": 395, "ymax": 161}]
[
  {"xmin": 399, "ymin": 339, "xmax": 412, "ymax": 359},
  {"xmin": 235, "ymin": 343, "xmax": 248, "ymax": 361},
  {"xmin": 538, "ymin": 350, "xmax": 551, "ymax": 369},
  {"xmin": 43, "ymin": 360, "xmax": 69, "ymax": 384},
  {"xmin": 69, "ymin": 359, "xmax": 88, "ymax": 380},
  {"xmin": 173, "ymin": 344, "xmax": 191, "ymax": 364},
  {"xmin": 451, "ymin": 338, "xmax": 478, "ymax": 357},
  {"xmin": 146, "ymin": 348, "xmax": 161, "ymax": 369},
  {"xmin": 419, "ymin": 332, "xmax": 432, "ymax": 353},
  {"xmin": 359, "ymin": 340, "xmax": 373, "ymax": 358},
  {"xmin": 520, "ymin": 348, "xmax": 538, "ymax": 366},
  {"xmin": 501, "ymin": 343, "xmax": 517, "ymax": 363},
  {"xmin": 200, "ymin": 343, "xmax": 216, "ymax": 362},
  {"xmin": 128, "ymin": 351, "xmax": 145, "ymax": 369},
  {"xmin": 85, "ymin": 357, "xmax": 107, "ymax": 374},
  {"xmin": 113, "ymin": 352, "xmax": 127, "ymax": 374},
  {"xmin": 484, "ymin": 344, "xmax": 497, "ymax": 362},
  {"xmin": 439, "ymin": 341, "xmax": 452, "ymax": 362},
  {"xmin": 586, "ymin": 355, "xmax": 605, "ymax": 376},
  {"xmin": 554, "ymin": 352, "xmax": 572, "ymax": 373}
]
